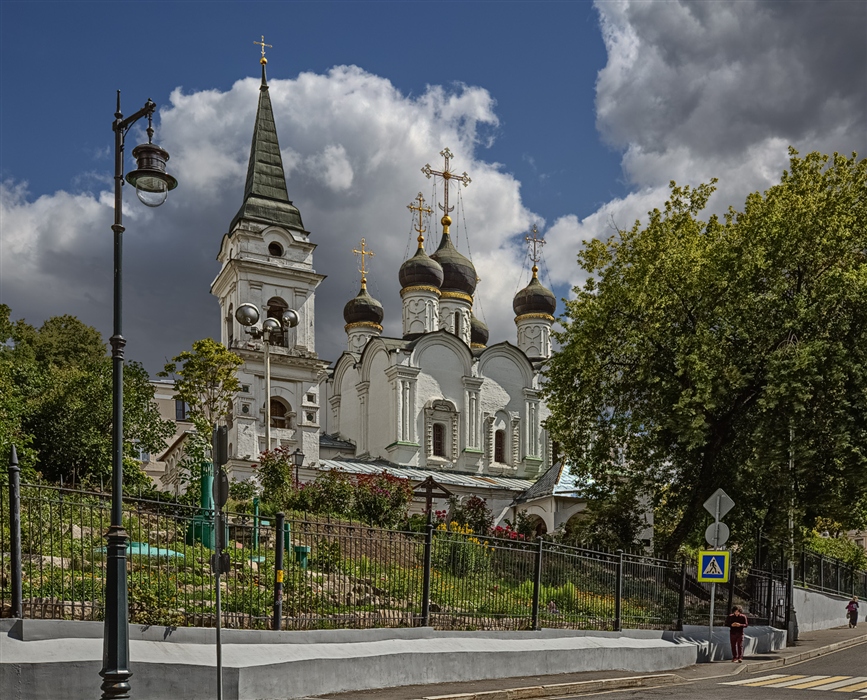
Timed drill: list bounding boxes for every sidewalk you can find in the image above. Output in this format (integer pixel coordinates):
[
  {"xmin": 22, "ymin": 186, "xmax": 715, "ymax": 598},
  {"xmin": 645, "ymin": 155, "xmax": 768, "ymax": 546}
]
[{"xmin": 312, "ymin": 626, "xmax": 867, "ymax": 700}]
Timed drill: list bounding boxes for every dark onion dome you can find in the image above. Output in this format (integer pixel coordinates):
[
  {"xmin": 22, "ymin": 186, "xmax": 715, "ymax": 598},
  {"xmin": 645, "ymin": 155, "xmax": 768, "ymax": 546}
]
[
  {"xmin": 399, "ymin": 245, "xmax": 444, "ymax": 289},
  {"xmin": 513, "ymin": 269, "xmax": 556, "ymax": 317},
  {"xmin": 470, "ymin": 314, "xmax": 489, "ymax": 347},
  {"xmin": 431, "ymin": 217, "xmax": 477, "ymax": 296},
  {"xmin": 343, "ymin": 283, "xmax": 384, "ymax": 326}
]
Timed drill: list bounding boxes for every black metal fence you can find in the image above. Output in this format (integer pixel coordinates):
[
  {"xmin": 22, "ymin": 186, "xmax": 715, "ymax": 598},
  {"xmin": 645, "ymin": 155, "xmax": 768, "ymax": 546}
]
[{"xmin": 1, "ymin": 482, "xmax": 865, "ymax": 631}]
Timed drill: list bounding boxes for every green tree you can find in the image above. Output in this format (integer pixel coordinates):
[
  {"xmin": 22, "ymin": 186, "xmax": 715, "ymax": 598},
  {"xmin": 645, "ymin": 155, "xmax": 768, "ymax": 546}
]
[
  {"xmin": 544, "ymin": 151, "xmax": 867, "ymax": 558},
  {"xmin": 0, "ymin": 305, "xmax": 174, "ymax": 486},
  {"xmin": 158, "ymin": 338, "xmax": 242, "ymax": 498},
  {"xmin": 159, "ymin": 338, "xmax": 242, "ymax": 427}
]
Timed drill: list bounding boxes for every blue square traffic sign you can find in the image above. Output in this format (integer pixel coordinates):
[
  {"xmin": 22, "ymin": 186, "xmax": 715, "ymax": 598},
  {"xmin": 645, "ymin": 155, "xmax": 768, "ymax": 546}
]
[{"xmin": 697, "ymin": 550, "xmax": 730, "ymax": 583}]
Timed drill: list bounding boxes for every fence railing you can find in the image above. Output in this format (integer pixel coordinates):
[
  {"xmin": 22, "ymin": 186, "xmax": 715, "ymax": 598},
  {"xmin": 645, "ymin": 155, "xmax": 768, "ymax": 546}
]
[{"xmin": 1, "ymin": 482, "xmax": 864, "ymax": 631}]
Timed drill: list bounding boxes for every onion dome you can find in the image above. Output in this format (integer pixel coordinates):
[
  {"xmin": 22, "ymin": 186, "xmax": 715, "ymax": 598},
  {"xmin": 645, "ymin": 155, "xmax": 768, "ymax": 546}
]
[
  {"xmin": 513, "ymin": 268, "xmax": 556, "ymax": 317},
  {"xmin": 399, "ymin": 245, "xmax": 444, "ymax": 289},
  {"xmin": 470, "ymin": 314, "xmax": 489, "ymax": 347},
  {"xmin": 431, "ymin": 216, "xmax": 477, "ymax": 296},
  {"xmin": 343, "ymin": 282, "xmax": 384, "ymax": 326}
]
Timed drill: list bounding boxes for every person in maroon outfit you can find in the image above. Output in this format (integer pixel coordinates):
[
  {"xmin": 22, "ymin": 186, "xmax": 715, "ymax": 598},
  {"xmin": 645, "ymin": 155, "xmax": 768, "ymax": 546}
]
[{"xmin": 725, "ymin": 605, "xmax": 749, "ymax": 662}]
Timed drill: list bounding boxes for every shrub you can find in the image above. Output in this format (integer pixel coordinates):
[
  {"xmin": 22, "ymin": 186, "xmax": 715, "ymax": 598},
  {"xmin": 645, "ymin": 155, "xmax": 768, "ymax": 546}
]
[
  {"xmin": 352, "ymin": 471, "xmax": 413, "ymax": 527},
  {"xmin": 432, "ymin": 521, "xmax": 491, "ymax": 576},
  {"xmin": 450, "ymin": 495, "xmax": 494, "ymax": 534},
  {"xmin": 255, "ymin": 445, "xmax": 297, "ymax": 509},
  {"xmin": 309, "ymin": 469, "xmax": 354, "ymax": 516}
]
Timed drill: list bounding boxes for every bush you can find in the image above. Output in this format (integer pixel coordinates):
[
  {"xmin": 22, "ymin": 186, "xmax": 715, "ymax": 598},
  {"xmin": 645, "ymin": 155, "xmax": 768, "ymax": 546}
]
[
  {"xmin": 432, "ymin": 522, "xmax": 491, "ymax": 576},
  {"xmin": 449, "ymin": 495, "xmax": 494, "ymax": 534},
  {"xmin": 352, "ymin": 471, "xmax": 413, "ymax": 527},
  {"xmin": 256, "ymin": 445, "xmax": 297, "ymax": 509},
  {"xmin": 309, "ymin": 469, "xmax": 354, "ymax": 516}
]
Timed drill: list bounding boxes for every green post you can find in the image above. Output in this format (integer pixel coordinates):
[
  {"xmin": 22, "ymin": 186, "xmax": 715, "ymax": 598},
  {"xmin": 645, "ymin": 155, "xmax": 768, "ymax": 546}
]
[{"xmin": 187, "ymin": 461, "xmax": 216, "ymax": 548}]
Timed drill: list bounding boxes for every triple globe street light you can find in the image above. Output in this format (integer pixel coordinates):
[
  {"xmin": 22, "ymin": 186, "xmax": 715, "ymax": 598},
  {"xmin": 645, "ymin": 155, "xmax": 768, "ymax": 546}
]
[{"xmin": 102, "ymin": 92, "xmax": 177, "ymax": 700}]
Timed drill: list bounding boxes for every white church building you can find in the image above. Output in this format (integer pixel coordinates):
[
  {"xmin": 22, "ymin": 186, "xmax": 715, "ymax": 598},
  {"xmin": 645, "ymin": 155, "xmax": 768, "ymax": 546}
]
[{"xmin": 167, "ymin": 56, "xmax": 585, "ymax": 534}]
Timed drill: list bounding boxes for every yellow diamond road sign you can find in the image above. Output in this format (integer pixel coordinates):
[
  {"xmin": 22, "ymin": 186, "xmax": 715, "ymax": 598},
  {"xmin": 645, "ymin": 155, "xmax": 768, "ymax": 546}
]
[{"xmin": 698, "ymin": 550, "xmax": 730, "ymax": 582}]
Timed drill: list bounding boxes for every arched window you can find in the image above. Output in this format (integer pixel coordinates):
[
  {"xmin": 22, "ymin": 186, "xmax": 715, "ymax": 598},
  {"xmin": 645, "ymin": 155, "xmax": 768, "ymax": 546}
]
[
  {"xmin": 433, "ymin": 423, "xmax": 446, "ymax": 457},
  {"xmin": 494, "ymin": 430, "xmax": 506, "ymax": 463},
  {"xmin": 266, "ymin": 297, "xmax": 289, "ymax": 347},
  {"xmin": 454, "ymin": 311, "xmax": 461, "ymax": 337},
  {"xmin": 270, "ymin": 398, "xmax": 291, "ymax": 429}
]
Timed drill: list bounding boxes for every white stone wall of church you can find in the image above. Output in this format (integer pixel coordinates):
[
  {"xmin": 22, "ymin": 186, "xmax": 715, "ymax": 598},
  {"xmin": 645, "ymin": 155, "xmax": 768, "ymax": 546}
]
[
  {"xmin": 366, "ymin": 349, "xmax": 394, "ymax": 459},
  {"xmin": 338, "ymin": 364, "xmax": 361, "ymax": 447}
]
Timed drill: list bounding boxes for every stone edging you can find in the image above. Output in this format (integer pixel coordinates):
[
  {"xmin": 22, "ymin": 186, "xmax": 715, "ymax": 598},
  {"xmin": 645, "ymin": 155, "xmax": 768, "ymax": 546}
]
[{"xmin": 420, "ymin": 674, "xmax": 680, "ymax": 700}]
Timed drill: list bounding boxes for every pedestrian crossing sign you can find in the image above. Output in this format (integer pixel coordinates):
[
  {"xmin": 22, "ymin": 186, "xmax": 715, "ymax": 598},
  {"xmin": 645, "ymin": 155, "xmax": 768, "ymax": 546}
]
[{"xmin": 698, "ymin": 550, "xmax": 730, "ymax": 582}]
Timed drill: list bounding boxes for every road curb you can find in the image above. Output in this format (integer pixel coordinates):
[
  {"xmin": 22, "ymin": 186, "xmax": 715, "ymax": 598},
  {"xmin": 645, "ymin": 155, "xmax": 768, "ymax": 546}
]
[
  {"xmin": 742, "ymin": 633, "xmax": 867, "ymax": 673},
  {"xmin": 421, "ymin": 674, "xmax": 681, "ymax": 700}
]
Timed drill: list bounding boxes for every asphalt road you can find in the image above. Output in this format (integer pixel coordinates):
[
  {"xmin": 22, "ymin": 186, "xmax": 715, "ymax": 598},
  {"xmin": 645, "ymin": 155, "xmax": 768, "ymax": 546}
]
[{"xmin": 564, "ymin": 642, "xmax": 867, "ymax": 698}]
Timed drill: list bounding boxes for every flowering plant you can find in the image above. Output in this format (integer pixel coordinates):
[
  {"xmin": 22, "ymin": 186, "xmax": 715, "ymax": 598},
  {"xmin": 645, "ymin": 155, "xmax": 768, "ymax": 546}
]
[{"xmin": 352, "ymin": 471, "xmax": 413, "ymax": 527}]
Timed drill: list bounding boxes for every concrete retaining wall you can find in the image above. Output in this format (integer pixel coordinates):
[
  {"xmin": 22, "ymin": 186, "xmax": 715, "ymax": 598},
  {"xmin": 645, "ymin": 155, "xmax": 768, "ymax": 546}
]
[
  {"xmin": 1, "ymin": 620, "xmax": 698, "ymax": 700},
  {"xmin": 793, "ymin": 586, "xmax": 855, "ymax": 633},
  {"xmin": 666, "ymin": 624, "xmax": 786, "ymax": 662}
]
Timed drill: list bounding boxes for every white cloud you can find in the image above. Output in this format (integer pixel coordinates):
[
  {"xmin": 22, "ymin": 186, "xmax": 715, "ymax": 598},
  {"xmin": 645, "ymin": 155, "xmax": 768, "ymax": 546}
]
[
  {"xmin": 1, "ymin": 66, "xmax": 533, "ymax": 372},
  {"xmin": 537, "ymin": 0, "xmax": 865, "ymax": 298},
  {"xmin": 2, "ymin": 2, "xmax": 863, "ymax": 373}
]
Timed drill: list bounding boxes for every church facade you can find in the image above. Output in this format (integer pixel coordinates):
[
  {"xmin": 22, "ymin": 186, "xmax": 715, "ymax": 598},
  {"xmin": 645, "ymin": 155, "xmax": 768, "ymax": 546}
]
[{"xmin": 200, "ymin": 57, "xmax": 577, "ymax": 531}]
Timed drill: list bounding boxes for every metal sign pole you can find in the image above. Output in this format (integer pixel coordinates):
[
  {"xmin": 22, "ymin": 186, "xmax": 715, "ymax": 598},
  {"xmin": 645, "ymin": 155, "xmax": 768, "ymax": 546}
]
[
  {"xmin": 215, "ymin": 510, "xmax": 223, "ymax": 700},
  {"xmin": 708, "ymin": 493, "xmax": 720, "ymax": 658}
]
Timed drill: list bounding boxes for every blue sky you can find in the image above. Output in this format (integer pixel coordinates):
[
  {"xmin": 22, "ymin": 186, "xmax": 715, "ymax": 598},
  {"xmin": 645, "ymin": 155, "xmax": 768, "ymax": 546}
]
[{"xmin": 1, "ymin": 1, "xmax": 864, "ymax": 373}]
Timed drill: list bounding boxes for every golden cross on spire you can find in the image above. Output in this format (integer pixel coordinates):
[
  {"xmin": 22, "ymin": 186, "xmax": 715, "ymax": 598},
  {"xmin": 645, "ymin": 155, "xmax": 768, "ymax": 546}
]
[
  {"xmin": 254, "ymin": 35, "xmax": 272, "ymax": 63},
  {"xmin": 525, "ymin": 224, "xmax": 546, "ymax": 278},
  {"xmin": 407, "ymin": 192, "xmax": 432, "ymax": 247},
  {"xmin": 421, "ymin": 147, "xmax": 471, "ymax": 232},
  {"xmin": 353, "ymin": 238, "xmax": 375, "ymax": 287}
]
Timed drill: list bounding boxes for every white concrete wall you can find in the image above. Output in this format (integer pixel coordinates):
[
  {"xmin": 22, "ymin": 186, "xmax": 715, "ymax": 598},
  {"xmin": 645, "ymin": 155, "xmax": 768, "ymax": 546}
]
[{"xmin": 792, "ymin": 586, "xmax": 855, "ymax": 633}]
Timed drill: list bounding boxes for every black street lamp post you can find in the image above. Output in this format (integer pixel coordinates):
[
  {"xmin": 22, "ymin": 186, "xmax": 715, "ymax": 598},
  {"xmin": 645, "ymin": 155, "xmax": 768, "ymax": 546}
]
[
  {"xmin": 292, "ymin": 447, "xmax": 305, "ymax": 488},
  {"xmin": 101, "ymin": 91, "xmax": 177, "ymax": 700}
]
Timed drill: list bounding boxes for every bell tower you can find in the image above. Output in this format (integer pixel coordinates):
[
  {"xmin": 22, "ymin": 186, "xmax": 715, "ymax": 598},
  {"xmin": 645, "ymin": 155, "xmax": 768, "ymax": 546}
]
[{"xmin": 211, "ymin": 44, "xmax": 329, "ymax": 481}]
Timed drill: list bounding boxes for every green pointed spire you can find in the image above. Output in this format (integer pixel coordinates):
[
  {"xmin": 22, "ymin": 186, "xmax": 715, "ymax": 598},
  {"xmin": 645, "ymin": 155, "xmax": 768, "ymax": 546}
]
[{"xmin": 231, "ymin": 63, "xmax": 304, "ymax": 232}]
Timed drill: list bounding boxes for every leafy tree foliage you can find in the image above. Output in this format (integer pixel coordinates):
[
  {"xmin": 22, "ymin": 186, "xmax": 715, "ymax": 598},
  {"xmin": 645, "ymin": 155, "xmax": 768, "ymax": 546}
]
[
  {"xmin": 0, "ymin": 305, "xmax": 175, "ymax": 486},
  {"xmin": 158, "ymin": 338, "xmax": 242, "ymax": 501},
  {"xmin": 544, "ymin": 151, "xmax": 867, "ymax": 558},
  {"xmin": 159, "ymin": 338, "xmax": 242, "ymax": 427}
]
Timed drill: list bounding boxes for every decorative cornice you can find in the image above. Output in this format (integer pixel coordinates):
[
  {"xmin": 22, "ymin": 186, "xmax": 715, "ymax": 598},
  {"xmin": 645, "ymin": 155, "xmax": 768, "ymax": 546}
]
[
  {"xmin": 440, "ymin": 291, "xmax": 473, "ymax": 303},
  {"xmin": 344, "ymin": 321, "xmax": 383, "ymax": 333},
  {"xmin": 515, "ymin": 313, "xmax": 555, "ymax": 323},
  {"xmin": 400, "ymin": 285, "xmax": 442, "ymax": 298},
  {"xmin": 470, "ymin": 342, "xmax": 487, "ymax": 349}
]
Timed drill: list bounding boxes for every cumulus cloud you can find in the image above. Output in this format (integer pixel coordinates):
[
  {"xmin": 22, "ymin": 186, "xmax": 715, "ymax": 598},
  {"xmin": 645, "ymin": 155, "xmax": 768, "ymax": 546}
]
[
  {"xmin": 540, "ymin": 0, "xmax": 866, "ymax": 292},
  {"xmin": 1, "ymin": 65, "xmax": 533, "ymax": 372},
  {"xmin": 2, "ymin": 2, "xmax": 863, "ymax": 372}
]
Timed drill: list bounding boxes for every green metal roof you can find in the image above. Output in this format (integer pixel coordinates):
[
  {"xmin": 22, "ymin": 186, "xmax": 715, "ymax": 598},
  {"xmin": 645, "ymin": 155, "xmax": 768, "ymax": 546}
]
[{"xmin": 231, "ymin": 65, "xmax": 304, "ymax": 233}]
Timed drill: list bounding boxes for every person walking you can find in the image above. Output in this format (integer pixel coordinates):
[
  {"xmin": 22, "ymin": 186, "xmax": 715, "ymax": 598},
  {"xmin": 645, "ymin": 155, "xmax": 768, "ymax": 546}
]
[
  {"xmin": 846, "ymin": 597, "xmax": 859, "ymax": 628},
  {"xmin": 725, "ymin": 605, "xmax": 749, "ymax": 662}
]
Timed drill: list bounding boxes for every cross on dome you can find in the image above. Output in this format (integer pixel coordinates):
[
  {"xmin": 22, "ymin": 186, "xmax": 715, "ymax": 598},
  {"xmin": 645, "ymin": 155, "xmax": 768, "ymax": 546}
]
[
  {"xmin": 525, "ymin": 224, "xmax": 546, "ymax": 278},
  {"xmin": 407, "ymin": 192, "xmax": 432, "ymax": 246},
  {"xmin": 353, "ymin": 238, "xmax": 375, "ymax": 287},
  {"xmin": 421, "ymin": 147, "xmax": 471, "ymax": 231}
]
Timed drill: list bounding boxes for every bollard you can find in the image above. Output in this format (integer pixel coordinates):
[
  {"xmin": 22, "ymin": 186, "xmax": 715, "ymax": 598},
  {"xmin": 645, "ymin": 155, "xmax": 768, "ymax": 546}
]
[
  {"xmin": 273, "ymin": 513, "xmax": 284, "ymax": 631},
  {"xmin": 614, "ymin": 549, "xmax": 624, "ymax": 632},
  {"xmin": 9, "ymin": 445, "xmax": 23, "ymax": 618}
]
